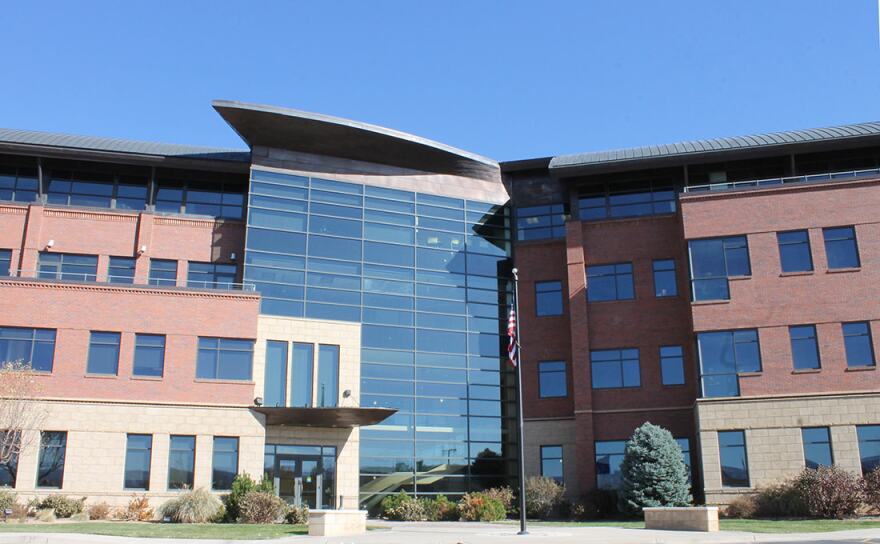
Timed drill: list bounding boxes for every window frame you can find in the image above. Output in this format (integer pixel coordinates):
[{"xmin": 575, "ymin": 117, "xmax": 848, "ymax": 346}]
[
  {"xmin": 0, "ymin": 249, "xmax": 11, "ymax": 277},
  {"xmin": 534, "ymin": 280, "xmax": 563, "ymax": 317},
  {"xmin": 108, "ymin": 256, "xmax": 136, "ymax": 284},
  {"xmin": 540, "ymin": 445, "xmax": 564, "ymax": 484},
  {"xmin": 718, "ymin": 430, "xmax": 750, "ymax": 488},
  {"xmin": 36, "ymin": 431, "xmax": 67, "ymax": 489},
  {"xmin": 789, "ymin": 325, "xmax": 821, "ymax": 370},
  {"xmin": 212, "ymin": 436, "xmax": 240, "ymax": 491},
  {"xmin": 777, "ymin": 230, "xmax": 814, "ymax": 273},
  {"xmin": 86, "ymin": 331, "xmax": 121, "ymax": 376},
  {"xmin": 167, "ymin": 435, "xmax": 196, "ymax": 490},
  {"xmin": 590, "ymin": 348, "xmax": 640, "ymax": 389},
  {"xmin": 133, "ymin": 334, "xmax": 166, "ymax": 378},
  {"xmin": 688, "ymin": 235, "xmax": 751, "ymax": 301},
  {"xmin": 0, "ymin": 326, "xmax": 57, "ymax": 373},
  {"xmin": 586, "ymin": 262, "xmax": 634, "ymax": 302},
  {"xmin": 823, "ymin": 226, "xmax": 860, "ymax": 270},
  {"xmin": 802, "ymin": 427, "xmax": 833, "ymax": 469},
  {"xmin": 652, "ymin": 259, "xmax": 678, "ymax": 297},
  {"xmin": 537, "ymin": 360, "xmax": 568, "ymax": 398},
  {"xmin": 697, "ymin": 329, "xmax": 762, "ymax": 398},
  {"xmin": 857, "ymin": 425, "xmax": 880, "ymax": 475},
  {"xmin": 148, "ymin": 259, "xmax": 178, "ymax": 287},
  {"xmin": 123, "ymin": 433, "xmax": 153, "ymax": 491},
  {"xmin": 660, "ymin": 345, "xmax": 686, "ymax": 386},
  {"xmin": 197, "ymin": 337, "xmax": 255, "ymax": 381},
  {"xmin": 842, "ymin": 321, "xmax": 875, "ymax": 368}
]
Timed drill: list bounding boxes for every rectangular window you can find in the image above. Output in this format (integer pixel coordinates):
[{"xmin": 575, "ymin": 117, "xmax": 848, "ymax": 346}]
[
  {"xmin": 676, "ymin": 438, "xmax": 692, "ymax": 484},
  {"xmin": 591, "ymin": 348, "xmax": 640, "ymax": 389},
  {"xmin": 516, "ymin": 204, "xmax": 566, "ymax": 241},
  {"xmin": 587, "ymin": 263, "xmax": 634, "ymax": 302},
  {"xmin": 187, "ymin": 262, "xmax": 237, "ymax": 289},
  {"xmin": 38, "ymin": 252, "xmax": 98, "ymax": 282},
  {"xmin": 540, "ymin": 445, "xmax": 564, "ymax": 484},
  {"xmin": 697, "ymin": 329, "xmax": 761, "ymax": 398},
  {"xmin": 291, "ymin": 343, "xmax": 314, "ymax": 407},
  {"xmin": 264, "ymin": 341, "xmax": 288, "ymax": 407},
  {"xmin": 108, "ymin": 257, "xmax": 136, "ymax": 284},
  {"xmin": 802, "ymin": 427, "xmax": 833, "ymax": 469},
  {"xmin": 843, "ymin": 322, "xmax": 875, "ymax": 368},
  {"xmin": 0, "ymin": 327, "xmax": 56, "ymax": 372},
  {"xmin": 823, "ymin": 226, "xmax": 860, "ymax": 269},
  {"xmin": 653, "ymin": 259, "xmax": 678, "ymax": 297},
  {"xmin": 0, "ymin": 249, "xmax": 11, "ymax": 276},
  {"xmin": 0, "ymin": 166, "xmax": 38, "ymax": 203},
  {"xmin": 777, "ymin": 230, "xmax": 813, "ymax": 273},
  {"xmin": 688, "ymin": 236, "xmax": 750, "ymax": 301},
  {"xmin": 579, "ymin": 184, "xmax": 676, "ymax": 221},
  {"xmin": 168, "ymin": 435, "xmax": 196, "ymax": 490},
  {"xmin": 133, "ymin": 334, "xmax": 165, "ymax": 377},
  {"xmin": 86, "ymin": 331, "xmax": 121, "ymax": 375},
  {"xmin": 790, "ymin": 325, "xmax": 820, "ymax": 370},
  {"xmin": 212, "ymin": 436, "xmax": 239, "ymax": 490},
  {"xmin": 857, "ymin": 425, "xmax": 880, "ymax": 474},
  {"xmin": 124, "ymin": 434, "xmax": 152, "ymax": 490},
  {"xmin": 0, "ymin": 431, "xmax": 18, "ymax": 487},
  {"xmin": 149, "ymin": 259, "xmax": 178, "ymax": 287},
  {"xmin": 595, "ymin": 440, "xmax": 627, "ymax": 489},
  {"xmin": 47, "ymin": 171, "xmax": 114, "ymax": 208},
  {"xmin": 538, "ymin": 361, "xmax": 567, "ymax": 398},
  {"xmin": 37, "ymin": 431, "xmax": 67, "ymax": 488},
  {"xmin": 317, "ymin": 345, "xmax": 339, "ymax": 407},
  {"xmin": 197, "ymin": 338, "xmax": 254, "ymax": 381},
  {"xmin": 660, "ymin": 346, "xmax": 685, "ymax": 385},
  {"xmin": 719, "ymin": 430, "xmax": 749, "ymax": 487},
  {"xmin": 535, "ymin": 281, "xmax": 563, "ymax": 316}
]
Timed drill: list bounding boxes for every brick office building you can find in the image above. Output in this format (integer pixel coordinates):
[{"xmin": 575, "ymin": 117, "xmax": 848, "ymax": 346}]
[{"xmin": 1, "ymin": 102, "xmax": 879, "ymax": 509}]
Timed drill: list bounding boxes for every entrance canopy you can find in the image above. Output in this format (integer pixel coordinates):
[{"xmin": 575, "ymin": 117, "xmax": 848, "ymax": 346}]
[{"xmin": 251, "ymin": 406, "xmax": 396, "ymax": 428}]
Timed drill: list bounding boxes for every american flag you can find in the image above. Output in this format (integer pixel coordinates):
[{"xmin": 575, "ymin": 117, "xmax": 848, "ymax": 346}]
[{"xmin": 507, "ymin": 308, "xmax": 517, "ymax": 367}]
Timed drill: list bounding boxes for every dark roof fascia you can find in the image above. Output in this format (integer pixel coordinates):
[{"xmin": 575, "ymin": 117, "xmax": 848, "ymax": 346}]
[{"xmin": 499, "ymin": 156, "xmax": 553, "ymax": 173}]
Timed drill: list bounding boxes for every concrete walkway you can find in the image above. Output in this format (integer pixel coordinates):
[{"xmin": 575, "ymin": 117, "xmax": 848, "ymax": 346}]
[{"xmin": 1, "ymin": 522, "xmax": 879, "ymax": 544}]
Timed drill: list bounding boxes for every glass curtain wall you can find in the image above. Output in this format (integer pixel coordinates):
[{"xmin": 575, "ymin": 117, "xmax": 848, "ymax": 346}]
[{"xmin": 243, "ymin": 169, "xmax": 516, "ymax": 511}]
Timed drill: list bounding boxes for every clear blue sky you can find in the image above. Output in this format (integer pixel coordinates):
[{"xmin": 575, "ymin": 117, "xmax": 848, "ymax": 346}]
[{"xmin": 2, "ymin": 0, "xmax": 879, "ymax": 162}]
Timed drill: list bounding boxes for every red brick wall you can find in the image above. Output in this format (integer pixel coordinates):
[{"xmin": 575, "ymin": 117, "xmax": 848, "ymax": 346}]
[
  {"xmin": 0, "ymin": 203, "xmax": 257, "ymax": 405},
  {"xmin": 681, "ymin": 178, "xmax": 880, "ymax": 397}
]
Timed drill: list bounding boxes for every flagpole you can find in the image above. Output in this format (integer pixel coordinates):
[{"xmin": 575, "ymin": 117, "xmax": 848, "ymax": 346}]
[{"xmin": 511, "ymin": 267, "xmax": 528, "ymax": 535}]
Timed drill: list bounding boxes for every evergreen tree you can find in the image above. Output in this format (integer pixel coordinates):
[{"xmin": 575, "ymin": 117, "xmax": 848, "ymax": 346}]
[{"xmin": 619, "ymin": 422, "xmax": 692, "ymax": 515}]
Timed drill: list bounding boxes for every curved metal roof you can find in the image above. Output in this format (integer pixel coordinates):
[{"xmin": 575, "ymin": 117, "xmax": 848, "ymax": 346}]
[
  {"xmin": 549, "ymin": 120, "xmax": 880, "ymax": 174},
  {"xmin": 0, "ymin": 127, "xmax": 250, "ymax": 162},
  {"xmin": 213, "ymin": 100, "xmax": 500, "ymax": 180}
]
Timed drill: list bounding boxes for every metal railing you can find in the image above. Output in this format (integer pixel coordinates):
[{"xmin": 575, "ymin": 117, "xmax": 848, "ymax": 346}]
[
  {"xmin": 7, "ymin": 269, "xmax": 256, "ymax": 292},
  {"xmin": 684, "ymin": 167, "xmax": 880, "ymax": 193}
]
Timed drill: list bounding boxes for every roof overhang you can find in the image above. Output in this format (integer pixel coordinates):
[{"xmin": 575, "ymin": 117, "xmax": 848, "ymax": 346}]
[
  {"xmin": 250, "ymin": 406, "xmax": 397, "ymax": 428},
  {"xmin": 213, "ymin": 100, "xmax": 500, "ymax": 180}
]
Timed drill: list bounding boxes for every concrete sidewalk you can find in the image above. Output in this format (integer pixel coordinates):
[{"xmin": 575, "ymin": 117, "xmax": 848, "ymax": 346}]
[{"xmin": 1, "ymin": 522, "xmax": 879, "ymax": 544}]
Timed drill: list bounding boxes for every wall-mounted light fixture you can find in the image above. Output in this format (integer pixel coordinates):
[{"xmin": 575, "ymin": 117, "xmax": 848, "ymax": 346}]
[
  {"xmin": 45, "ymin": 239, "xmax": 55, "ymax": 250},
  {"xmin": 253, "ymin": 396, "xmax": 264, "ymax": 406},
  {"xmin": 137, "ymin": 245, "xmax": 148, "ymax": 256},
  {"xmin": 230, "ymin": 252, "xmax": 237, "ymax": 261}
]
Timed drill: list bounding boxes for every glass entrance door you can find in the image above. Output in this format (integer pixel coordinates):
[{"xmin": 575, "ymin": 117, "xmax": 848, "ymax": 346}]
[{"xmin": 274, "ymin": 454, "xmax": 323, "ymax": 508}]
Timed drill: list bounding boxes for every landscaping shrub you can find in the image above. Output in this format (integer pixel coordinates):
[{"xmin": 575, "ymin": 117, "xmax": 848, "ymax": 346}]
[
  {"xmin": 38, "ymin": 495, "xmax": 86, "ymax": 518},
  {"xmin": 420, "ymin": 495, "xmax": 458, "ymax": 521},
  {"xmin": 569, "ymin": 501, "xmax": 588, "ymax": 521},
  {"xmin": 753, "ymin": 480, "xmax": 808, "ymax": 518},
  {"xmin": 159, "ymin": 487, "xmax": 222, "ymax": 523},
  {"xmin": 0, "ymin": 490, "xmax": 16, "ymax": 511},
  {"xmin": 863, "ymin": 466, "xmax": 880, "ymax": 512},
  {"xmin": 483, "ymin": 486, "xmax": 515, "ymax": 513},
  {"xmin": 795, "ymin": 466, "xmax": 864, "ymax": 519},
  {"xmin": 87, "ymin": 501, "xmax": 112, "ymax": 521},
  {"xmin": 116, "ymin": 494, "xmax": 153, "ymax": 521},
  {"xmin": 223, "ymin": 473, "xmax": 274, "ymax": 522},
  {"xmin": 458, "ymin": 492, "xmax": 506, "ymax": 522},
  {"xmin": 379, "ymin": 492, "xmax": 426, "ymax": 521},
  {"xmin": 285, "ymin": 504, "xmax": 309, "ymax": 525},
  {"xmin": 70, "ymin": 512, "xmax": 89, "ymax": 522},
  {"xmin": 11, "ymin": 503, "xmax": 29, "ymax": 521},
  {"xmin": 722, "ymin": 494, "xmax": 757, "ymax": 519},
  {"xmin": 238, "ymin": 491, "xmax": 287, "ymax": 524},
  {"xmin": 524, "ymin": 476, "xmax": 565, "ymax": 519},
  {"xmin": 35, "ymin": 508, "xmax": 55, "ymax": 522},
  {"xmin": 619, "ymin": 422, "xmax": 691, "ymax": 515},
  {"xmin": 581, "ymin": 489, "xmax": 620, "ymax": 519}
]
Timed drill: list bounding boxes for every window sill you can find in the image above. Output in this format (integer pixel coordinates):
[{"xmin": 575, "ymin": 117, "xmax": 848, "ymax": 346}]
[
  {"xmin": 592, "ymin": 386, "xmax": 641, "ymax": 391},
  {"xmin": 728, "ymin": 276, "xmax": 752, "ymax": 282},
  {"xmin": 792, "ymin": 368, "xmax": 821, "ymax": 374},
  {"xmin": 845, "ymin": 365, "xmax": 876, "ymax": 372},
  {"xmin": 826, "ymin": 267, "xmax": 861, "ymax": 274},
  {"xmin": 587, "ymin": 298, "xmax": 637, "ymax": 305},
  {"xmin": 194, "ymin": 378, "xmax": 255, "ymax": 385},
  {"xmin": 779, "ymin": 271, "xmax": 814, "ymax": 277},
  {"xmin": 130, "ymin": 375, "xmax": 164, "ymax": 381},
  {"xmin": 737, "ymin": 372, "xmax": 762, "ymax": 377},
  {"xmin": 538, "ymin": 395, "xmax": 569, "ymax": 399},
  {"xmin": 691, "ymin": 299, "xmax": 730, "ymax": 306},
  {"xmin": 662, "ymin": 383, "xmax": 687, "ymax": 387},
  {"xmin": 84, "ymin": 373, "xmax": 118, "ymax": 379}
]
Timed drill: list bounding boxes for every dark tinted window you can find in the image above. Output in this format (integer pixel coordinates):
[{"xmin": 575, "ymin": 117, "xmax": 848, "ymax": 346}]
[
  {"xmin": 540, "ymin": 445, "xmax": 564, "ymax": 483},
  {"xmin": 37, "ymin": 431, "xmax": 66, "ymax": 488},
  {"xmin": 777, "ymin": 230, "xmax": 813, "ymax": 273},
  {"xmin": 0, "ymin": 327, "xmax": 56, "ymax": 372},
  {"xmin": 535, "ymin": 281, "xmax": 563, "ymax": 316},
  {"xmin": 212, "ymin": 437, "xmax": 239, "ymax": 490},
  {"xmin": 108, "ymin": 257, "xmax": 136, "ymax": 284},
  {"xmin": 587, "ymin": 263, "xmax": 634, "ymax": 302},
  {"xmin": 517, "ymin": 204, "xmax": 566, "ymax": 240},
  {"xmin": 187, "ymin": 262, "xmax": 237, "ymax": 289},
  {"xmin": 802, "ymin": 427, "xmax": 833, "ymax": 469},
  {"xmin": 538, "ymin": 361, "xmax": 567, "ymax": 398},
  {"xmin": 317, "ymin": 345, "xmax": 339, "ymax": 407},
  {"xmin": 653, "ymin": 259, "xmax": 677, "ymax": 297},
  {"xmin": 858, "ymin": 425, "xmax": 880, "ymax": 474},
  {"xmin": 843, "ymin": 322, "xmax": 875, "ymax": 367},
  {"xmin": 133, "ymin": 334, "xmax": 165, "ymax": 377},
  {"xmin": 719, "ymin": 430, "xmax": 749, "ymax": 487},
  {"xmin": 595, "ymin": 440, "xmax": 626, "ymax": 489},
  {"xmin": 38, "ymin": 252, "xmax": 98, "ymax": 282},
  {"xmin": 0, "ymin": 431, "xmax": 18, "ymax": 487},
  {"xmin": 124, "ymin": 434, "xmax": 152, "ymax": 490},
  {"xmin": 688, "ymin": 236, "xmax": 750, "ymax": 301},
  {"xmin": 87, "ymin": 331, "xmax": 120, "ymax": 375},
  {"xmin": 823, "ymin": 226, "xmax": 860, "ymax": 269},
  {"xmin": 0, "ymin": 249, "xmax": 11, "ymax": 276},
  {"xmin": 698, "ymin": 329, "xmax": 761, "ymax": 397},
  {"xmin": 264, "ymin": 341, "xmax": 287, "ymax": 407},
  {"xmin": 660, "ymin": 346, "xmax": 685, "ymax": 385},
  {"xmin": 197, "ymin": 338, "xmax": 254, "ymax": 380},
  {"xmin": 168, "ymin": 435, "xmax": 195, "ymax": 490},
  {"xmin": 790, "ymin": 325, "xmax": 820, "ymax": 370},
  {"xmin": 591, "ymin": 349, "xmax": 640, "ymax": 389},
  {"xmin": 291, "ymin": 343, "xmax": 314, "ymax": 407},
  {"xmin": 0, "ymin": 166, "xmax": 38, "ymax": 203},
  {"xmin": 47, "ymin": 171, "xmax": 114, "ymax": 208},
  {"xmin": 149, "ymin": 259, "xmax": 178, "ymax": 287}
]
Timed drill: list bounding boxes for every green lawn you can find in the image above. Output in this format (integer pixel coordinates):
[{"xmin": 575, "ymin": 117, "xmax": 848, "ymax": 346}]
[
  {"xmin": 0, "ymin": 522, "xmax": 309, "ymax": 539},
  {"xmin": 500, "ymin": 518, "xmax": 880, "ymax": 533}
]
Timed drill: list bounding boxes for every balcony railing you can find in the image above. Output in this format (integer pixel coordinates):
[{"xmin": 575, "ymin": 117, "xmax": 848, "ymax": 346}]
[
  {"xmin": 684, "ymin": 167, "xmax": 880, "ymax": 193},
  {"xmin": 5, "ymin": 269, "xmax": 256, "ymax": 292}
]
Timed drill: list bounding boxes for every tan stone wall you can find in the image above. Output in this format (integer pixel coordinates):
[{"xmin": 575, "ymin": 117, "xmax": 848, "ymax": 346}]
[
  {"xmin": 697, "ymin": 392, "xmax": 880, "ymax": 504},
  {"xmin": 11, "ymin": 400, "xmax": 265, "ymax": 510},
  {"xmin": 254, "ymin": 316, "xmax": 361, "ymax": 409},
  {"xmin": 524, "ymin": 418, "xmax": 579, "ymax": 499}
]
